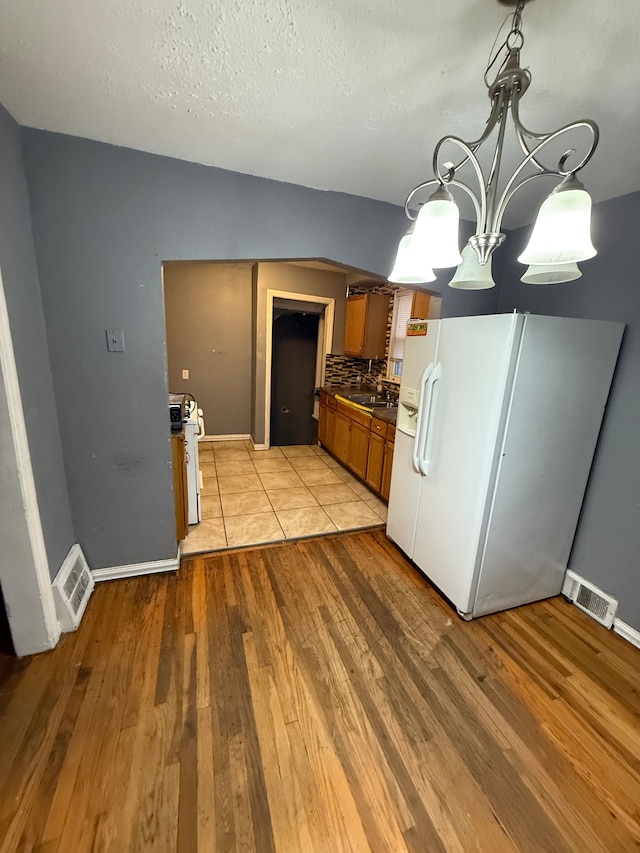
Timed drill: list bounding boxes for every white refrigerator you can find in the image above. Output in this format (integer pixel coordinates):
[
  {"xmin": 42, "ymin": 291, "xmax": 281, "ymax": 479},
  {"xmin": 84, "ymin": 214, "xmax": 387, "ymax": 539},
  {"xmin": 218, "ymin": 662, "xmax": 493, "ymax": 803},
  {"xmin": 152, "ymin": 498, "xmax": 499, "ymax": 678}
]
[{"xmin": 386, "ymin": 312, "xmax": 623, "ymax": 619}]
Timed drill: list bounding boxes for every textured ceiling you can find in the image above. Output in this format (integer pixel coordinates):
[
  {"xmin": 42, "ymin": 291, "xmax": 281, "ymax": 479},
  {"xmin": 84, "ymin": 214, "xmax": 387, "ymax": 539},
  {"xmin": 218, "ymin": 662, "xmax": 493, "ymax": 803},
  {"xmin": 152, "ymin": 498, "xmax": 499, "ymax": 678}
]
[{"xmin": 1, "ymin": 0, "xmax": 639, "ymax": 226}]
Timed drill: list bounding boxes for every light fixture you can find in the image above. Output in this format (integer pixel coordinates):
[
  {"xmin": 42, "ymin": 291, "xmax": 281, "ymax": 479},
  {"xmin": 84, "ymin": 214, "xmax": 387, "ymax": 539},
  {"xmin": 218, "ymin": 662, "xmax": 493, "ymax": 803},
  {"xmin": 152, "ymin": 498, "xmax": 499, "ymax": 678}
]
[
  {"xmin": 389, "ymin": 0, "xmax": 599, "ymax": 289},
  {"xmin": 412, "ymin": 186, "xmax": 462, "ymax": 269},
  {"xmin": 520, "ymin": 262, "xmax": 582, "ymax": 285},
  {"xmin": 388, "ymin": 223, "xmax": 436, "ymax": 284},
  {"xmin": 518, "ymin": 176, "xmax": 596, "ymax": 265},
  {"xmin": 449, "ymin": 243, "xmax": 496, "ymax": 290}
]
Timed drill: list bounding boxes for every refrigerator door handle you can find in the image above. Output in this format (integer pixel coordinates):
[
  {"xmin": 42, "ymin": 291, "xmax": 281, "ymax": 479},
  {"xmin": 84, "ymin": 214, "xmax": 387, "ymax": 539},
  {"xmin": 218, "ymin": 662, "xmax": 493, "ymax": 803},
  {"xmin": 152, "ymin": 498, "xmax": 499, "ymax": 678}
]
[
  {"xmin": 419, "ymin": 362, "xmax": 442, "ymax": 477},
  {"xmin": 412, "ymin": 363, "xmax": 434, "ymax": 474}
]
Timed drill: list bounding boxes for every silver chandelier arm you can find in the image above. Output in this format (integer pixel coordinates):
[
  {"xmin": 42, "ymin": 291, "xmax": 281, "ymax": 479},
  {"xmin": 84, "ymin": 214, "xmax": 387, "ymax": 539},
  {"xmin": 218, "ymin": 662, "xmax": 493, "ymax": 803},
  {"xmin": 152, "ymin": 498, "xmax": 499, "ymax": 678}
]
[
  {"xmin": 511, "ymin": 91, "xmax": 599, "ymax": 176},
  {"xmin": 404, "ymin": 178, "xmax": 482, "ymax": 226},
  {"xmin": 428, "ymin": 91, "xmax": 505, "ymax": 180},
  {"xmin": 432, "ymin": 135, "xmax": 488, "ymax": 231},
  {"xmin": 491, "ymin": 117, "xmax": 600, "ymax": 232},
  {"xmin": 492, "ymin": 170, "xmax": 559, "ymax": 230}
]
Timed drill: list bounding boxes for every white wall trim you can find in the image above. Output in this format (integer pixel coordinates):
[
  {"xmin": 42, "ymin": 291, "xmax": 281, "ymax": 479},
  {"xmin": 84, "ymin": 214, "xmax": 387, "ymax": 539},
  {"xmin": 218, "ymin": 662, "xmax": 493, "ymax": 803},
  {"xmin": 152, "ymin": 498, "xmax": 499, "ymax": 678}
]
[
  {"xmin": 251, "ymin": 442, "xmax": 268, "ymax": 450},
  {"xmin": 93, "ymin": 551, "xmax": 180, "ymax": 582},
  {"xmin": 199, "ymin": 433, "xmax": 251, "ymax": 442},
  {"xmin": 264, "ymin": 289, "xmax": 335, "ymax": 450},
  {"xmin": 0, "ymin": 268, "xmax": 60, "ymax": 655},
  {"xmin": 613, "ymin": 618, "xmax": 640, "ymax": 650}
]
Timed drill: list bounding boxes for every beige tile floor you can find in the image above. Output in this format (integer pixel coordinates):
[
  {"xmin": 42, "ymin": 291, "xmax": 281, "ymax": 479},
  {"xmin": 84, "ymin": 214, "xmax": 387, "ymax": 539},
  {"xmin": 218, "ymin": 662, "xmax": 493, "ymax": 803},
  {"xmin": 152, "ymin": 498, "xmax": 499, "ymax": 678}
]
[{"xmin": 181, "ymin": 440, "xmax": 388, "ymax": 555}]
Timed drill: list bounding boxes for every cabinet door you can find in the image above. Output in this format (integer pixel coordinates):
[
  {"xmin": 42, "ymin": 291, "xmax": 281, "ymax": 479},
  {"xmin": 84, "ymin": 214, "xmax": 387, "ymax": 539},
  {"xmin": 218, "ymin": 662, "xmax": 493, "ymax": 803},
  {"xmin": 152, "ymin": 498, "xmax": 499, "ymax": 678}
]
[
  {"xmin": 366, "ymin": 432, "xmax": 385, "ymax": 493},
  {"xmin": 381, "ymin": 439, "xmax": 395, "ymax": 502},
  {"xmin": 318, "ymin": 402, "xmax": 328, "ymax": 446},
  {"xmin": 334, "ymin": 412, "xmax": 351, "ymax": 463},
  {"xmin": 411, "ymin": 291, "xmax": 431, "ymax": 320},
  {"xmin": 349, "ymin": 421, "xmax": 370, "ymax": 481},
  {"xmin": 171, "ymin": 434, "xmax": 189, "ymax": 541},
  {"xmin": 344, "ymin": 295, "xmax": 367, "ymax": 356},
  {"xmin": 325, "ymin": 406, "xmax": 336, "ymax": 453}
]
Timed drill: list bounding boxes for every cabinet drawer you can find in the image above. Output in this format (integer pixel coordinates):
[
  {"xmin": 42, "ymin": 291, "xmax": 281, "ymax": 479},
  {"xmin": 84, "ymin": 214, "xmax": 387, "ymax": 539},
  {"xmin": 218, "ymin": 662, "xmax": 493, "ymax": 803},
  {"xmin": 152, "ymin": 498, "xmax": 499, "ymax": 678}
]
[
  {"xmin": 370, "ymin": 418, "xmax": 388, "ymax": 439},
  {"xmin": 386, "ymin": 423, "xmax": 396, "ymax": 441},
  {"xmin": 336, "ymin": 400, "xmax": 372, "ymax": 428},
  {"xmin": 320, "ymin": 390, "xmax": 337, "ymax": 410}
]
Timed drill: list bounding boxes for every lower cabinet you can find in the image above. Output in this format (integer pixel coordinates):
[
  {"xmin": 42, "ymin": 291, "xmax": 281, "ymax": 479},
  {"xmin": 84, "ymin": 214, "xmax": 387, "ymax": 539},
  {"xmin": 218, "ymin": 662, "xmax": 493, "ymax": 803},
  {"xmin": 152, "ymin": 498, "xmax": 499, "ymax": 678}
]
[
  {"xmin": 318, "ymin": 392, "xmax": 396, "ymax": 502},
  {"xmin": 171, "ymin": 433, "xmax": 189, "ymax": 542},
  {"xmin": 334, "ymin": 411, "xmax": 352, "ymax": 461},
  {"xmin": 366, "ymin": 432, "xmax": 385, "ymax": 492},
  {"xmin": 349, "ymin": 421, "xmax": 370, "ymax": 481},
  {"xmin": 381, "ymin": 436, "xmax": 395, "ymax": 501},
  {"xmin": 319, "ymin": 393, "xmax": 337, "ymax": 454}
]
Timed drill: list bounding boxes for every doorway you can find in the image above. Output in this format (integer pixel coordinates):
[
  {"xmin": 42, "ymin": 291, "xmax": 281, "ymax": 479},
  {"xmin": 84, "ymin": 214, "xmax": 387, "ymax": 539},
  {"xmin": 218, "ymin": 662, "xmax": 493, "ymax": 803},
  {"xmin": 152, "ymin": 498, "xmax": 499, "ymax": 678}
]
[
  {"xmin": 270, "ymin": 310, "xmax": 320, "ymax": 446},
  {"xmin": 264, "ymin": 289, "xmax": 335, "ymax": 449}
]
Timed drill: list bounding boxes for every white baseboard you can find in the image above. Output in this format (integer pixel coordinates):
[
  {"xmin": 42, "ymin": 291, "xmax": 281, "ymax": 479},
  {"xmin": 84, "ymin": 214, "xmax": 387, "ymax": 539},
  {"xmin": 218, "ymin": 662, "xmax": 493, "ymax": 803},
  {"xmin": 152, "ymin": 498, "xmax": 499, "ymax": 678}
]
[
  {"xmin": 613, "ymin": 618, "xmax": 640, "ymax": 650},
  {"xmin": 252, "ymin": 442, "xmax": 268, "ymax": 450},
  {"xmin": 200, "ymin": 433, "xmax": 251, "ymax": 442},
  {"xmin": 93, "ymin": 551, "xmax": 179, "ymax": 582}
]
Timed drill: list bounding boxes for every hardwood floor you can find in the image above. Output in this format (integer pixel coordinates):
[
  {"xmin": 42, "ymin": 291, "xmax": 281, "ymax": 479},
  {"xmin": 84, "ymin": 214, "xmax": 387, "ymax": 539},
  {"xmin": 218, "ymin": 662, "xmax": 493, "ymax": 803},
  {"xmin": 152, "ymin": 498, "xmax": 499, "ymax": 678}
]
[{"xmin": 1, "ymin": 530, "xmax": 639, "ymax": 852}]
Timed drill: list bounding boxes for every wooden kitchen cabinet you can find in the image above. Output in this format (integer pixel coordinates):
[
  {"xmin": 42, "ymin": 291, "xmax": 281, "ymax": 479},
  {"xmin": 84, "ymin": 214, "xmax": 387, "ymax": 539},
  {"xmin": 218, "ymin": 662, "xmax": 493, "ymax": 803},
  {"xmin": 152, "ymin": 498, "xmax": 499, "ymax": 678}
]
[
  {"xmin": 171, "ymin": 433, "xmax": 189, "ymax": 542},
  {"xmin": 381, "ymin": 426, "xmax": 396, "ymax": 501},
  {"xmin": 411, "ymin": 290, "xmax": 431, "ymax": 320},
  {"xmin": 366, "ymin": 432, "xmax": 385, "ymax": 492},
  {"xmin": 318, "ymin": 395, "xmax": 336, "ymax": 452},
  {"xmin": 333, "ymin": 411, "xmax": 352, "ymax": 462},
  {"xmin": 318, "ymin": 394, "xmax": 396, "ymax": 502},
  {"xmin": 349, "ymin": 421, "xmax": 370, "ymax": 481},
  {"xmin": 344, "ymin": 293, "xmax": 390, "ymax": 359}
]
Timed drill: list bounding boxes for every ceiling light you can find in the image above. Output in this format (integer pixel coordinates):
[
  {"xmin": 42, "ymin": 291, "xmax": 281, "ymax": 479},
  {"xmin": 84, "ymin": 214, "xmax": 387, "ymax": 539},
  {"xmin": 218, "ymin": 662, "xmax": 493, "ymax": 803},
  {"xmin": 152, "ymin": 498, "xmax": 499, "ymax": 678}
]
[
  {"xmin": 449, "ymin": 243, "xmax": 496, "ymax": 290},
  {"xmin": 520, "ymin": 262, "xmax": 582, "ymax": 285},
  {"xmin": 518, "ymin": 176, "xmax": 596, "ymax": 266},
  {"xmin": 388, "ymin": 224, "xmax": 436, "ymax": 284},
  {"xmin": 412, "ymin": 186, "xmax": 463, "ymax": 269},
  {"xmin": 389, "ymin": 0, "xmax": 599, "ymax": 289}
]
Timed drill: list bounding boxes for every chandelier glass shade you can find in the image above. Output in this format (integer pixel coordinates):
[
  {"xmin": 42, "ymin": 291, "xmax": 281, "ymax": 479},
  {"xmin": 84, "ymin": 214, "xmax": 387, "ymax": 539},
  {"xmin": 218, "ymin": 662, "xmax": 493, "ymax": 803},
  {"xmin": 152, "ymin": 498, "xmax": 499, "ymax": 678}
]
[
  {"xmin": 412, "ymin": 186, "xmax": 463, "ymax": 269},
  {"xmin": 388, "ymin": 224, "xmax": 436, "ymax": 284},
  {"xmin": 518, "ymin": 176, "xmax": 597, "ymax": 265},
  {"xmin": 448, "ymin": 243, "xmax": 496, "ymax": 290},
  {"xmin": 389, "ymin": 0, "xmax": 599, "ymax": 289},
  {"xmin": 520, "ymin": 262, "xmax": 582, "ymax": 285}
]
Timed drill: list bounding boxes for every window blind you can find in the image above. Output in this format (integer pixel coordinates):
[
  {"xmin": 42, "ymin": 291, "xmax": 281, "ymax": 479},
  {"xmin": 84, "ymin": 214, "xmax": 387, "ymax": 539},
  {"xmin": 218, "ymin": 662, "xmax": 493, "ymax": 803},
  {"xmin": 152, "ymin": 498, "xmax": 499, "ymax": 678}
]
[{"xmin": 389, "ymin": 290, "xmax": 414, "ymax": 361}]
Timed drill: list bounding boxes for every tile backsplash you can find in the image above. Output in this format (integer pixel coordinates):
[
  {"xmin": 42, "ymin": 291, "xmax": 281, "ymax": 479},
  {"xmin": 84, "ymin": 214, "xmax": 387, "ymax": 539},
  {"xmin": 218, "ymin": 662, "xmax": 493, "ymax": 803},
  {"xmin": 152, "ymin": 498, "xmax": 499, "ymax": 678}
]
[
  {"xmin": 323, "ymin": 282, "xmax": 399, "ymax": 391},
  {"xmin": 324, "ymin": 353, "xmax": 389, "ymax": 388}
]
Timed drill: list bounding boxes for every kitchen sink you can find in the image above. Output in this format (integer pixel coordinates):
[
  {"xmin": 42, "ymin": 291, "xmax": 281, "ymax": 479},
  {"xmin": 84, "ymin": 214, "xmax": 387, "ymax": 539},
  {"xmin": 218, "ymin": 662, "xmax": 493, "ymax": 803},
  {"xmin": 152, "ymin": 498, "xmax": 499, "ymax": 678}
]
[{"xmin": 343, "ymin": 393, "xmax": 397, "ymax": 409}]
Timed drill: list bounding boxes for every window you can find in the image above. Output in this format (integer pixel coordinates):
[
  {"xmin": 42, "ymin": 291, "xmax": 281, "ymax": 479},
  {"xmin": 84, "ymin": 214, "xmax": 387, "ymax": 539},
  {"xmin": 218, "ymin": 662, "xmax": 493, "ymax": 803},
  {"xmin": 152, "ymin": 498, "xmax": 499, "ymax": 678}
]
[{"xmin": 387, "ymin": 288, "xmax": 414, "ymax": 382}]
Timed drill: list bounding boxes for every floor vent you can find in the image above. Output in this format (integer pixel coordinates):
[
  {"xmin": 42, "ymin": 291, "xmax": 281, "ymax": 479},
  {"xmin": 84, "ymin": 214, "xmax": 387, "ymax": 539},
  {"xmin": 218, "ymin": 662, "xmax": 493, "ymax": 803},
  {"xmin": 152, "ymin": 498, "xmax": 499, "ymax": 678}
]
[
  {"xmin": 562, "ymin": 570, "xmax": 618, "ymax": 628},
  {"xmin": 52, "ymin": 544, "xmax": 94, "ymax": 632}
]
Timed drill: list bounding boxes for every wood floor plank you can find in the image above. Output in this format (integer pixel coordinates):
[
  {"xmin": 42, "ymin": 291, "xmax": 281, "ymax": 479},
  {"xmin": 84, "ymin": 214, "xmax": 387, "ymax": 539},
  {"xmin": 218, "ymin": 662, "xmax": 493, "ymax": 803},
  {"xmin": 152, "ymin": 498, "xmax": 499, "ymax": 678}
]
[{"xmin": 1, "ymin": 529, "xmax": 639, "ymax": 852}]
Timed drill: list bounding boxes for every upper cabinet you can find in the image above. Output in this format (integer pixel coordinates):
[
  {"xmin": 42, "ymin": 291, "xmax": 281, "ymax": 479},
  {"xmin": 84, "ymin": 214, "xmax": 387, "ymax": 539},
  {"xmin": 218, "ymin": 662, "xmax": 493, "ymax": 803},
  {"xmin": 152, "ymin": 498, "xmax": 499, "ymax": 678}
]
[
  {"xmin": 411, "ymin": 290, "xmax": 431, "ymax": 320},
  {"xmin": 344, "ymin": 293, "xmax": 390, "ymax": 359}
]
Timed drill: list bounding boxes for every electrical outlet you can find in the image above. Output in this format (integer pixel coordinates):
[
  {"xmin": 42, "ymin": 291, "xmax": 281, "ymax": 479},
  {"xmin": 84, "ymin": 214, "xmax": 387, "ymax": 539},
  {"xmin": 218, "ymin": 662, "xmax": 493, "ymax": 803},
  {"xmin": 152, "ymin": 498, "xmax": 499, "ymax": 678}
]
[
  {"xmin": 106, "ymin": 329, "xmax": 125, "ymax": 352},
  {"xmin": 182, "ymin": 369, "xmax": 189, "ymax": 379}
]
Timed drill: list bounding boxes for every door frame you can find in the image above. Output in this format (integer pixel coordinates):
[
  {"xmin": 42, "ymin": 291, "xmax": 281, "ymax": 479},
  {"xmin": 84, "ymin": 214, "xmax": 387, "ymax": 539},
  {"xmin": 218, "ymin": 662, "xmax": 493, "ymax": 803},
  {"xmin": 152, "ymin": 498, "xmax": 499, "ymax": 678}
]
[
  {"xmin": 0, "ymin": 268, "xmax": 60, "ymax": 655},
  {"xmin": 264, "ymin": 290, "xmax": 335, "ymax": 449}
]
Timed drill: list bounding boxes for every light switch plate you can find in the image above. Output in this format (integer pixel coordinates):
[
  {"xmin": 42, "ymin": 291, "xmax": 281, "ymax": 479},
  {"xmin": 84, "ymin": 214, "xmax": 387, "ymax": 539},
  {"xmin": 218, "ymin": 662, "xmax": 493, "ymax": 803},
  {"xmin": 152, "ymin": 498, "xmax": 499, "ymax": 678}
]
[
  {"xmin": 182, "ymin": 369, "xmax": 189, "ymax": 379},
  {"xmin": 106, "ymin": 329, "xmax": 125, "ymax": 352}
]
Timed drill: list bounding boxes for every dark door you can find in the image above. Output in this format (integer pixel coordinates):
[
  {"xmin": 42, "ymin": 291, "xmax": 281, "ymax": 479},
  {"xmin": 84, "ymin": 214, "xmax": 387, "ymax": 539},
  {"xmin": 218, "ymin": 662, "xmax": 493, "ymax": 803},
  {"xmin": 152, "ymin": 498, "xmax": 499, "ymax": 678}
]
[{"xmin": 270, "ymin": 312, "xmax": 320, "ymax": 446}]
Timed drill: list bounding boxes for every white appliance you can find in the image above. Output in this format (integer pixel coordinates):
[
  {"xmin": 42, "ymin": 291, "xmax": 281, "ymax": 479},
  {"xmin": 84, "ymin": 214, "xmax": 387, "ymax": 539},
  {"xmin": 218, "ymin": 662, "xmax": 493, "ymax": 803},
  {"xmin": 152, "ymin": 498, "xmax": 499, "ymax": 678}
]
[
  {"xmin": 387, "ymin": 312, "xmax": 623, "ymax": 620},
  {"xmin": 184, "ymin": 415, "xmax": 201, "ymax": 525}
]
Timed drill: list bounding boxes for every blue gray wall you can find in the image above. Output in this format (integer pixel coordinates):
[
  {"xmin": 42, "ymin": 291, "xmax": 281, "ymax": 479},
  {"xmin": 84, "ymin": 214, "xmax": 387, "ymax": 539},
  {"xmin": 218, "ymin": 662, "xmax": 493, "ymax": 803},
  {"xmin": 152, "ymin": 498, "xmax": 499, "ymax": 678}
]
[
  {"xmin": 21, "ymin": 129, "xmax": 416, "ymax": 570},
  {"xmin": 18, "ymin": 123, "xmax": 635, "ymax": 636},
  {"xmin": 499, "ymin": 192, "xmax": 640, "ymax": 632},
  {"xmin": 0, "ymin": 107, "xmax": 74, "ymax": 580}
]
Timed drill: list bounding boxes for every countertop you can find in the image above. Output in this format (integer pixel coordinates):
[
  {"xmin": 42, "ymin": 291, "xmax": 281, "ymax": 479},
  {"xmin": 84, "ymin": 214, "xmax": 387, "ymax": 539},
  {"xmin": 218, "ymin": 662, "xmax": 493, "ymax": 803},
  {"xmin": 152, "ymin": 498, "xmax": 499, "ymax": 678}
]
[{"xmin": 320, "ymin": 386, "xmax": 398, "ymax": 425}]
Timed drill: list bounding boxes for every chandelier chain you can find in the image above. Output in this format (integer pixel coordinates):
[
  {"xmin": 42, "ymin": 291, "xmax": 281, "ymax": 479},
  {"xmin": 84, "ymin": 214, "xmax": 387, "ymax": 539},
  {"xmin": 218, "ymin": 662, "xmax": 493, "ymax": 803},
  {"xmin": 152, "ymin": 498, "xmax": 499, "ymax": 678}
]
[{"xmin": 484, "ymin": 1, "xmax": 526, "ymax": 89}]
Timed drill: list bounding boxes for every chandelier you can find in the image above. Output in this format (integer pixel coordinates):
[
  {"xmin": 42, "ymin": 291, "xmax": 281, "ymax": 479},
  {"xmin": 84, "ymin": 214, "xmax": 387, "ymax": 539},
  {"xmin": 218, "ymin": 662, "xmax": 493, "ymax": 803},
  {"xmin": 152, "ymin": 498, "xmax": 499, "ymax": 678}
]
[{"xmin": 389, "ymin": 0, "xmax": 599, "ymax": 289}]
